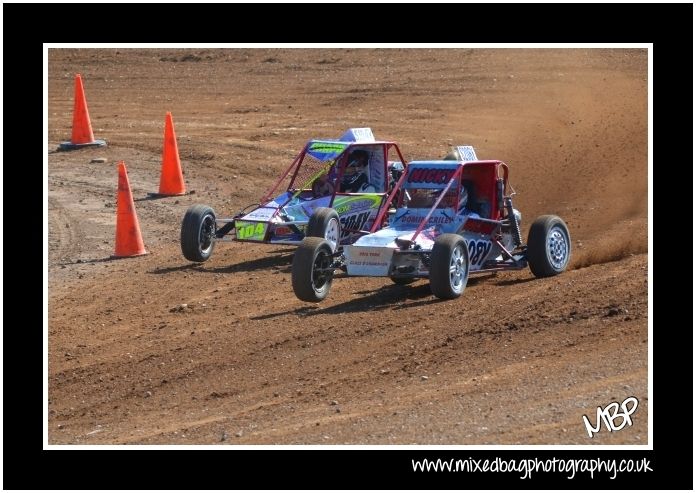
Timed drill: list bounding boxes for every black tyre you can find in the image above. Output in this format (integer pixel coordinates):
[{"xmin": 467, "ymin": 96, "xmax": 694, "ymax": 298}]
[
  {"xmin": 527, "ymin": 215, "xmax": 571, "ymax": 277},
  {"xmin": 306, "ymin": 207, "xmax": 341, "ymax": 251},
  {"xmin": 429, "ymin": 234, "xmax": 470, "ymax": 299},
  {"xmin": 180, "ymin": 204, "xmax": 216, "ymax": 262},
  {"xmin": 292, "ymin": 237, "xmax": 335, "ymax": 302}
]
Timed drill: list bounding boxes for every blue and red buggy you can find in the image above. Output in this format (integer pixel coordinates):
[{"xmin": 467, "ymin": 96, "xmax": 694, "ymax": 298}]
[
  {"xmin": 291, "ymin": 146, "xmax": 571, "ymax": 301},
  {"xmin": 180, "ymin": 128, "xmax": 406, "ymax": 262}
]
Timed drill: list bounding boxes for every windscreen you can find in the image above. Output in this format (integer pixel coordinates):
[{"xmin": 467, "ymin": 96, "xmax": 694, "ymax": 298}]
[{"xmin": 287, "ymin": 141, "xmax": 348, "ymax": 191}]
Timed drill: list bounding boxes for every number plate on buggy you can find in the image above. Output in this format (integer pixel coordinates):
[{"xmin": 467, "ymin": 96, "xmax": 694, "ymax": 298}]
[
  {"xmin": 235, "ymin": 221, "xmax": 268, "ymax": 241},
  {"xmin": 344, "ymin": 246, "xmax": 393, "ymax": 276}
]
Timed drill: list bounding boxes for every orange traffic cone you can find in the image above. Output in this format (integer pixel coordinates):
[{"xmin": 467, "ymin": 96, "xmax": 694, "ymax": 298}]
[
  {"xmin": 156, "ymin": 112, "xmax": 186, "ymax": 196},
  {"xmin": 59, "ymin": 74, "xmax": 107, "ymax": 151},
  {"xmin": 113, "ymin": 161, "xmax": 148, "ymax": 258}
]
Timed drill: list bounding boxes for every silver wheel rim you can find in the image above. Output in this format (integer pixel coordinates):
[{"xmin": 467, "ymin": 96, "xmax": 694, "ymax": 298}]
[
  {"xmin": 547, "ymin": 226, "xmax": 569, "ymax": 270},
  {"xmin": 449, "ymin": 245, "xmax": 466, "ymax": 293},
  {"xmin": 199, "ymin": 215, "xmax": 215, "ymax": 254},
  {"xmin": 324, "ymin": 218, "xmax": 339, "ymax": 251}
]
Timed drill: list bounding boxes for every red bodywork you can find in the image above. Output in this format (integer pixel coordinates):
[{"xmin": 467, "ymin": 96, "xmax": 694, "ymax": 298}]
[
  {"xmin": 375, "ymin": 159, "xmax": 511, "ymax": 240},
  {"xmin": 461, "ymin": 160, "xmax": 509, "ymax": 220}
]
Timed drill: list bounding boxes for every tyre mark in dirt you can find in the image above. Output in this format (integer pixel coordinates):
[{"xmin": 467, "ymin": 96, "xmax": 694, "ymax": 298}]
[
  {"xmin": 48, "ymin": 196, "xmax": 82, "ymax": 265},
  {"xmin": 49, "ymin": 175, "xmax": 116, "ymax": 196}
]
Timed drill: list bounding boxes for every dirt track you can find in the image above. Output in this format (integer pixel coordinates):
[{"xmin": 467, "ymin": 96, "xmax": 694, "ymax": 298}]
[{"xmin": 47, "ymin": 48, "xmax": 648, "ymax": 444}]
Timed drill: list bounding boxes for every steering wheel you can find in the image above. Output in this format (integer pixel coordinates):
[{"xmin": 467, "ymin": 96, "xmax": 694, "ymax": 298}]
[{"xmin": 312, "ymin": 179, "xmax": 334, "ymax": 198}]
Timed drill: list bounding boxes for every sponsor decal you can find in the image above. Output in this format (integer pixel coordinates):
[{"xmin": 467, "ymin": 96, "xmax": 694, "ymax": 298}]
[
  {"xmin": 407, "ymin": 168, "xmax": 456, "ymax": 185},
  {"xmin": 309, "ymin": 142, "xmax": 348, "ymax": 153},
  {"xmin": 341, "ymin": 128, "xmax": 375, "ymax": 142},
  {"xmin": 340, "ymin": 211, "xmax": 372, "ymax": 238},
  {"xmin": 352, "ymin": 250, "xmax": 390, "ymax": 266},
  {"xmin": 345, "ymin": 246, "xmax": 393, "ymax": 276},
  {"xmin": 307, "ymin": 141, "xmax": 348, "ymax": 161},
  {"xmin": 273, "ymin": 226, "xmax": 293, "ymax": 236},
  {"xmin": 333, "ymin": 195, "xmax": 382, "ymax": 215},
  {"xmin": 398, "ymin": 215, "xmax": 454, "ymax": 225},
  {"xmin": 242, "ymin": 207, "xmax": 276, "ymax": 221}
]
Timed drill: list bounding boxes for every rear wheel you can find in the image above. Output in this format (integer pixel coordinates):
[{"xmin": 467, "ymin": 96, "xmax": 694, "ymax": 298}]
[
  {"xmin": 180, "ymin": 205, "xmax": 216, "ymax": 262},
  {"xmin": 306, "ymin": 207, "xmax": 340, "ymax": 252},
  {"xmin": 292, "ymin": 237, "xmax": 335, "ymax": 302},
  {"xmin": 527, "ymin": 215, "xmax": 571, "ymax": 277},
  {"xmin": 429, "ymin": 234, "xmax": 469, "ymax": 299}
]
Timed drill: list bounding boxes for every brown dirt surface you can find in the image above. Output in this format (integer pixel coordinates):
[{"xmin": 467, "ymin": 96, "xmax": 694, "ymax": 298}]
[{"xmin": 47, "ymin": 48, "xmax": 649, "ymax": 445}]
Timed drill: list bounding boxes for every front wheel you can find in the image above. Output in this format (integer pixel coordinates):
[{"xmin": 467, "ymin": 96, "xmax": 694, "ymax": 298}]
[
  {"xmin": 306, "ymin": 207, "xmax": 341, "ymax": 252},
  {"xmin": 527, "ymin": 215, "xmax": 571, "ymax": 277},
  {"xmin": 181, "ymin": 205, "xmax": 217, "ymax": 262},
  {"xmin": 429, "ymin": 234, "xmax": 470, "ymax": 299},
  {"xmin": 292, "ymin": 237, "xmax": 336, "ymax": 302}
]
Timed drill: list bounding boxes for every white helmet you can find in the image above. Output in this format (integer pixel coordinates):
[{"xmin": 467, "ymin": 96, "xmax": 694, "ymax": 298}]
[{"xmin": 443, "ymin": 147, "xmax": 461, "ymax": 161}]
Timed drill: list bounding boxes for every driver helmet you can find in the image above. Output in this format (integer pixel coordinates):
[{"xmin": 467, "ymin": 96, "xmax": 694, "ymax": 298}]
[
  {"xmin": 341, "ymin": 150, "xmax": 369, "ymax": 188},
  {"xmin": 443, "ymin": 147, "xmax": 461, "ymax": 161}
]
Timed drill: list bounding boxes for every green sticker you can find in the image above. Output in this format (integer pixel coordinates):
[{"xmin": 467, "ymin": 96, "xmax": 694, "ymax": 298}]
[
  {"xmin": 235, "ymin": 221, "xmax": 268, "ymax": 241},
  {"xmin": 333, "ymin": 195, "xmax": 383, "ymax": 215},
  {"xmin": 309, "ymin": 142, "xmax": 348, "ymax": 153}
]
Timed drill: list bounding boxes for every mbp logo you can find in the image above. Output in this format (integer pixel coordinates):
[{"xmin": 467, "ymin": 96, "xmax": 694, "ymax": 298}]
[{"xmin": 582, "ymin": 396, "xmax": 639, "ymax": 438}]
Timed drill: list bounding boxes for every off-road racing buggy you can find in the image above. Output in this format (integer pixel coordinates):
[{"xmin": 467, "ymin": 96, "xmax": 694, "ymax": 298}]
[
  {"xmin": 291, "ymin": 146, "xmax": 571, "ymax": 301},
  {"xmin": 180, "ymin": 128, "xmax": 406, "ymax": 262}
]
